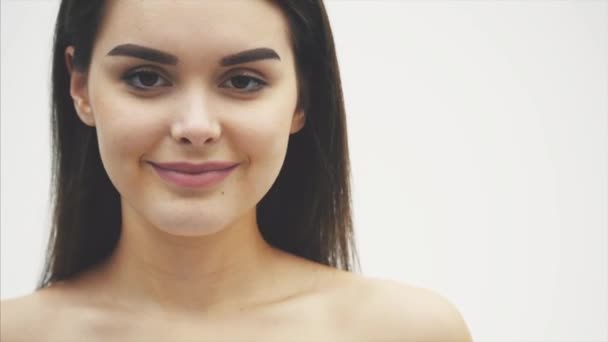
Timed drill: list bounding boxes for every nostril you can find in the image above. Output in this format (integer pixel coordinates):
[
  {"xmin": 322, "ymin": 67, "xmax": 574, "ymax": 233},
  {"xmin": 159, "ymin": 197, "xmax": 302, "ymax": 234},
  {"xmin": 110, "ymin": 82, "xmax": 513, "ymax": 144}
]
[{"xmin": 176, "ymin": 134, "xmax": 218, "ymax": 146}]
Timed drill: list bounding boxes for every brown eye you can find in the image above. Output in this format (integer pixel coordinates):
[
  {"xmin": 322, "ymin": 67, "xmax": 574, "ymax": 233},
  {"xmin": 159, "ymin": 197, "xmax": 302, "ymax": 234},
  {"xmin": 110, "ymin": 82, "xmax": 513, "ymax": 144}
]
[
  {"xmin": 122, "ymin": 69, "xmax": 171, "ymax": 90},
  {"xmin": 221, "ymin": 74, "xmax": 267, "ymax": 92},
  {"xmin": 231, "ymin": 76, "xmax": 252, "ymax": 89}
]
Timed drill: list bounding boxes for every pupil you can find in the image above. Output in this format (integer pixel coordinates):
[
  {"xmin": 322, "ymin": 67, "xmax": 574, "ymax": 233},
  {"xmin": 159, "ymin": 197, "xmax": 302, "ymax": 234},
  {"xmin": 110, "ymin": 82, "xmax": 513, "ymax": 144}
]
[
  {"xmin": 139, "ymin": 72, "xmax": 158, "ymax": 87},
  {"xmin": 232, "ymin": 76, "xmax": 250, "ymax": 89}
]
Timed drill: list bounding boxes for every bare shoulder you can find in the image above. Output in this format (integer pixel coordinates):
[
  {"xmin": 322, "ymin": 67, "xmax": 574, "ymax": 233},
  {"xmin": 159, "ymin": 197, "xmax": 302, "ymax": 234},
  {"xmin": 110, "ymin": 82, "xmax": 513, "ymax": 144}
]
[
  {"xmin": 0, "ymin": 296, "xmax": 25, "ymax": 342},
  {"xmin": 0, "ymin": 284, "xmax": 82, "ymax": 342},
  {"xmin": 330, "ymin": 273, "xmax": 473, "ymax": 342},
  {"xmin": 0, "ymin": 290, "xmax": 55, "ymax": 342}
]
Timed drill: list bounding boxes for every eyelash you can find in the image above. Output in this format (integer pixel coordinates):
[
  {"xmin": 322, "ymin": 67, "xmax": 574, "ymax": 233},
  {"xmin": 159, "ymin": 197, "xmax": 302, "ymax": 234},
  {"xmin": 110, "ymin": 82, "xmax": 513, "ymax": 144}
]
[{"xmin": 120, "ymin": 67, "xmax": 268, "ymax": 93}]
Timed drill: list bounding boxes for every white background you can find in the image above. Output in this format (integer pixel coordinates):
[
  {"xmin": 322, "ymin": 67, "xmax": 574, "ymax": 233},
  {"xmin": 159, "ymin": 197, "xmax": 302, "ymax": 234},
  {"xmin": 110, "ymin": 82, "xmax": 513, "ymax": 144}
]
[{"xmin": 1, "ymin": 1, "xmax": 606, "ymax": 341}]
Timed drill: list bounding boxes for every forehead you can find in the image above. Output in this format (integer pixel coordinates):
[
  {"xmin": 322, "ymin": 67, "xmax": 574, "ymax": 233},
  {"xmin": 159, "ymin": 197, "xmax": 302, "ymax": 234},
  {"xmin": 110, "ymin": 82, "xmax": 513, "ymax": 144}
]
[{"xmin": 92, "ymin": 0, "xmax": 293, "ymax": 65}]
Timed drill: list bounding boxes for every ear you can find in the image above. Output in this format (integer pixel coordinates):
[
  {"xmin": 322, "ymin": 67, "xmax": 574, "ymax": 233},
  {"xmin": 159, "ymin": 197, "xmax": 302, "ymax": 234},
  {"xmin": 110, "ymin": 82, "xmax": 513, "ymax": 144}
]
[
  {"xmin": 65, "ymin": 46, "xmax": 95, "ymax": 127},
  {"xmin": 289, "ymin": 108, "xmax": 305, "ymax": 134}
]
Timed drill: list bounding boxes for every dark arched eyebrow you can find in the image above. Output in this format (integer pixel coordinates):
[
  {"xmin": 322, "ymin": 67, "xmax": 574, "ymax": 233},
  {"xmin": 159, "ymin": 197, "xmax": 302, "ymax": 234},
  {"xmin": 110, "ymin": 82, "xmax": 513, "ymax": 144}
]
[
  {"xmin": 106, "ymin": 44, "xmax": 281, "ymax": 66},
  {"xmin": 219, "ymin": 48, "xmax": 280, "ymax": 66}
]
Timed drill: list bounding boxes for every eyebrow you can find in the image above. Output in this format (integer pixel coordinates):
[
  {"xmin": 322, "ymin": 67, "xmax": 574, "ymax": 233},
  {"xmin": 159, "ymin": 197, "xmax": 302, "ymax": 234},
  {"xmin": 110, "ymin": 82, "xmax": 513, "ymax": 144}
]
[{"xmin": 106, "ymin": 44, "xmax": 281, "ymax": 66}]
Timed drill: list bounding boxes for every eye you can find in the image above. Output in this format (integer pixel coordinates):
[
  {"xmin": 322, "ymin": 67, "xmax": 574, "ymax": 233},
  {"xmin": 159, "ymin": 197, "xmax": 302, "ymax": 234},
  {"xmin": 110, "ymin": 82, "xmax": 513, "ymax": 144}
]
[
  {"xmin": 121, "ymin": 68, "xmax": 171, "ymax": 91},
  {"xmin": 220, "ymin": 74, "xmax": 267, "ymax": 93}
]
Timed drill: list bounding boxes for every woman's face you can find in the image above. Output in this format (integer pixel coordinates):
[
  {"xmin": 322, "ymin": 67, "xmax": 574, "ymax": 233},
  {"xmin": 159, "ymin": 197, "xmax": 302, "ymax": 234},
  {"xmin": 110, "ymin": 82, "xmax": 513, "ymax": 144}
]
[{"xmin": 68, "ymin": 0, "xmax": 304, "ymax": 236}]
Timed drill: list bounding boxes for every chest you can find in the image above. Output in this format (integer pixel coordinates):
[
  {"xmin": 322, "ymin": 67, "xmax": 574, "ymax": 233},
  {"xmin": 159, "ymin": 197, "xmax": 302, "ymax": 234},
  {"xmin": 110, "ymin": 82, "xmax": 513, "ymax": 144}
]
[{"xmin": 43, "ymin": 304, "xmax": 358, "ymax": 342}]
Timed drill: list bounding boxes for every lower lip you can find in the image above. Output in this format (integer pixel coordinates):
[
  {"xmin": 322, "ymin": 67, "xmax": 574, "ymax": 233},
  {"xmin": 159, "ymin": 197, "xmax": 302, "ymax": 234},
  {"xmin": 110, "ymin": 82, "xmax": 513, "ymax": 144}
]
[{"xmin": 150, "ymin": 164, "xmax": 238, "ymax": 189}]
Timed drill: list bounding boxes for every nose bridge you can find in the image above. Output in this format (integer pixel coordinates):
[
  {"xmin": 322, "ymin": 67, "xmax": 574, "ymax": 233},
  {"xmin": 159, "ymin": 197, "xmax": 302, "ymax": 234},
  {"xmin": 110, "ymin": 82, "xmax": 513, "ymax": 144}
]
[
  {"xmin": 184, "ymin": 86, "xmax": 210, "ymax": 120},
  {"xmin": 171, "ymin": 84, "xmax": 220, "ymax": 146}
]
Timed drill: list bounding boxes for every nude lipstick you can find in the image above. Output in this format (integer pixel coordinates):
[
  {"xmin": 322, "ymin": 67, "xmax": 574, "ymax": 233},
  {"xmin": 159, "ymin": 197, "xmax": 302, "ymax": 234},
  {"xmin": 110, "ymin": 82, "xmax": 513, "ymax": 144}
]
[{"xmin": 148, "ymin": 161, "xmax": 238, "ymax": 188}]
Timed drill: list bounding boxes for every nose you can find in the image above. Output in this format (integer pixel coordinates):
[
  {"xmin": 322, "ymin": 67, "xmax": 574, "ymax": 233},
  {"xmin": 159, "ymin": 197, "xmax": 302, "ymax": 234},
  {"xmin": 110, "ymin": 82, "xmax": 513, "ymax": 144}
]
[{"xmin": 170, "ymin": 91, "xmax": 221, "ymax": 147}]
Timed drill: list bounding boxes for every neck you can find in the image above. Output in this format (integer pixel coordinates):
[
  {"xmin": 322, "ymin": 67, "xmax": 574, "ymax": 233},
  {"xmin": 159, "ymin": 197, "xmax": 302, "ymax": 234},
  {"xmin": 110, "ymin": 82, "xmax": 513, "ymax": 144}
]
[{"xmin": 86, "ymin": 201, "xmax": 284, "ymax": 316}]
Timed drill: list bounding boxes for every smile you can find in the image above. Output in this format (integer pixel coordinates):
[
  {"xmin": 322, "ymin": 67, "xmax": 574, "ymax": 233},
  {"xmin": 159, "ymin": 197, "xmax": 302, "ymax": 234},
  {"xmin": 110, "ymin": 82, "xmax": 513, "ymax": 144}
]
[{"xmin": 148, "ymin": 162, "xmax": 238, "ymax": 189}]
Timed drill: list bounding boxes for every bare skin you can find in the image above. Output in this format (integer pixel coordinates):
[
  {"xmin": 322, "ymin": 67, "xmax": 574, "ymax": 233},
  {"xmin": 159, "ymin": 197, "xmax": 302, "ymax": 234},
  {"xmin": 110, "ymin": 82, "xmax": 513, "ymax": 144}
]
[{"xmin": 0, "ymin": 252, "xmax": 473, "ymax": 342}]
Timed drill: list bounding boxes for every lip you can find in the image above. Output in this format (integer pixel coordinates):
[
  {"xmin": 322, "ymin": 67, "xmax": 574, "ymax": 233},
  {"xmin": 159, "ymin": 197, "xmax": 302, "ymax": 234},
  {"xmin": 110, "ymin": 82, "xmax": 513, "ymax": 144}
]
[{"xmin": 148, "ymin": 161, "xmax": 239, "ymax": 188}]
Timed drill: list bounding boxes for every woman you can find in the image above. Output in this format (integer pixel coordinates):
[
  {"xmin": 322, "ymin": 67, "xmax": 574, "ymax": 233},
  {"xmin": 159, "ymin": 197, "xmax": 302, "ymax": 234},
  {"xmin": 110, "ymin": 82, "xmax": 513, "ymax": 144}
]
[{"xmin": 1, "ymin": 0, "xmax": 472, "ymax": 340}]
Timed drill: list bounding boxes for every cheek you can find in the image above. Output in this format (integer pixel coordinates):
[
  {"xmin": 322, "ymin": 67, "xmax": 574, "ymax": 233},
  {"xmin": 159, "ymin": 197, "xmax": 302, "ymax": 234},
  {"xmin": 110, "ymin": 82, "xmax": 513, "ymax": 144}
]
[
  {"xmin": 223, "ymin": 102, "xmax": 294, "ymax": 196},
  {"xmin": 229, "ymin": 87, "xmax": 299, "ymax": 162},
  {"xmin": 227, "ymin": 102, "xmax": 293, "ymax": 164},
  {"xmin": 238, "ymin": 120, "xmax": 288, "ymax": 158},
  {"xmin": 92, "ymin": 96, "xmax": 166, "ymax": 192}
]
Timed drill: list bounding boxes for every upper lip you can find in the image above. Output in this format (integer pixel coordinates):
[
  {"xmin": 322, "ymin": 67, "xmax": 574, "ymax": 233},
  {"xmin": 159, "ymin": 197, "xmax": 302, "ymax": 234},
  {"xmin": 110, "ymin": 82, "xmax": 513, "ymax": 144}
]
[{"xmin": 149, "ymin": 161, "xmax": 239, "ymax": 173}]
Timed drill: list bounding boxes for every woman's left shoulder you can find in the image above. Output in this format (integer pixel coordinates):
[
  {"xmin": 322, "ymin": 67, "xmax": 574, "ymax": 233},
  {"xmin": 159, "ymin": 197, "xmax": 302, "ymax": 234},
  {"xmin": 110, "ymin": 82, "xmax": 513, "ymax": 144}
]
[{"xmin": 328, "ymin": 272, "xmax": 474, "ymax": 342}]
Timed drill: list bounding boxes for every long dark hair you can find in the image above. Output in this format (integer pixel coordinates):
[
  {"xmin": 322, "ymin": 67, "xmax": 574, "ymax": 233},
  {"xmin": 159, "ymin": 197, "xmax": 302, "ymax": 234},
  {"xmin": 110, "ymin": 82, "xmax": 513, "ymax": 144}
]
[{"xmin": 37, "ymin": 0, "xmax": 359, "ymax": 290}]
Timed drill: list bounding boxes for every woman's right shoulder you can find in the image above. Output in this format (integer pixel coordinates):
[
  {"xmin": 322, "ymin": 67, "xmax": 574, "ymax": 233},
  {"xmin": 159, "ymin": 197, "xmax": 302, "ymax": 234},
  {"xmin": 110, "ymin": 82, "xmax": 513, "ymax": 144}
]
[
  {"xmin": 1, "ymin": 293, "xmax": 44, "ymax": 341},
  {"xmin": 0, "ymin": 286, "xmax": 71, "ymax": 342}
]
